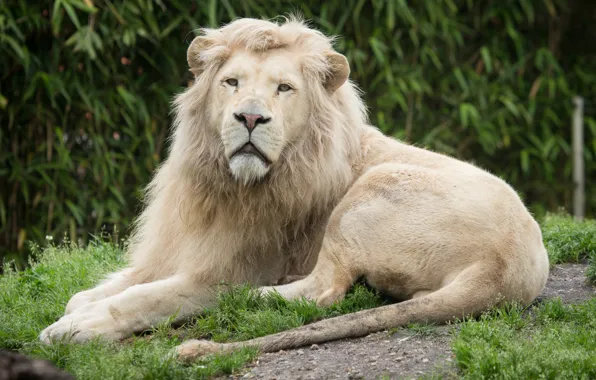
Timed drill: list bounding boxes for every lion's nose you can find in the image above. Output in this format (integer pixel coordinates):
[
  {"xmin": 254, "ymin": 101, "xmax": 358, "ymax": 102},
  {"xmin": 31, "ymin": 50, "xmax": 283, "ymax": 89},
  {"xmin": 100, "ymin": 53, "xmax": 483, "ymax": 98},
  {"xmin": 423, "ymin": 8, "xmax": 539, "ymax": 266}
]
[{"xmin": 234, "ymin": 113, "xmax": 271, "ymax": 131}]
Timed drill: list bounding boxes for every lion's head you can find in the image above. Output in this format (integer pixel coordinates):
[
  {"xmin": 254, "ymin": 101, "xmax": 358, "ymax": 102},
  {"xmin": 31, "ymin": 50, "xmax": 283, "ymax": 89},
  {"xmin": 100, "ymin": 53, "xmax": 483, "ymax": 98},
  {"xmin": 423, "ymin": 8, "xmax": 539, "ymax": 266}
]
[
  {"xmin": 131, "ymin": 18, "xmax": 371, "ymax": 275},
  {"xmin": 170, "ymin": 17, "xmax": 367, "ymax": 188},
  {"xmin": 200, "ymin": 24, "xmax": 357, "ymax": 184},
  {"xmin": 202, "ymin": 46, "xmax": 336, "ymax": 184}
]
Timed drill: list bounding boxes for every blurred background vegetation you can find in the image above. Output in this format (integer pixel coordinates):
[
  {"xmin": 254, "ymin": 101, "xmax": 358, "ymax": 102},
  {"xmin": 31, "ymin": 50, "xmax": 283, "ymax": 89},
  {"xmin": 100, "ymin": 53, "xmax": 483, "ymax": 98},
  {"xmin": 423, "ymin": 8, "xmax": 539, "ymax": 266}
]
[{"xmin": 1, "ymin": 0, "xmax": 595, "ymax": 266}]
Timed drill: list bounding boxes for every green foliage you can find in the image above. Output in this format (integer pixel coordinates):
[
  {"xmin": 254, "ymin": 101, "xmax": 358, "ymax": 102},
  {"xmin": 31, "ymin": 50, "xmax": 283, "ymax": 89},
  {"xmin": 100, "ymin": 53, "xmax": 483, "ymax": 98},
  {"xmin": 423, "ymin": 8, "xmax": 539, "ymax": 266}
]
[
  {"xmin": 453, "ymin": 299, "xmax": 596, "ymax": 379},
  {"xmin": 541, "ymin": 213, "xmax": 596, "ymax": 272},
  {"xmin": 2, "ymin": 0, "xmax": 596, "ymax": 264},
  {"xmin": 1, "ymin": 0, "xmax": 191, "ymax": 263}
]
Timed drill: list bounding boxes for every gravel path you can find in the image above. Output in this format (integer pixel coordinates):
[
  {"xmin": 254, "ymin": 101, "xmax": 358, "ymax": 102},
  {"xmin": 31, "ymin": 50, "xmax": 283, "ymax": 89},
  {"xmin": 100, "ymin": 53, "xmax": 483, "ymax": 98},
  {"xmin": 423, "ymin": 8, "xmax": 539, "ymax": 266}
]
[
  {"xmin": 223, "ymin": 263, "xmax": 595, "ymax": 380},
  {"xmin": 539, "ymin": 262, "xmax": 595, "ymax": 303}
]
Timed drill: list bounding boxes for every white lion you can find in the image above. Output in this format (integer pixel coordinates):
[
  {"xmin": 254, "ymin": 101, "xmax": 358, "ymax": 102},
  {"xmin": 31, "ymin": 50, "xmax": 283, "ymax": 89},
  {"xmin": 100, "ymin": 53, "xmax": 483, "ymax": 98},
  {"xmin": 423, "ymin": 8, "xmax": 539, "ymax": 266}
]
[{"xmin": 40, "ymin": 17, "xmax": 549, "ymax": 359}]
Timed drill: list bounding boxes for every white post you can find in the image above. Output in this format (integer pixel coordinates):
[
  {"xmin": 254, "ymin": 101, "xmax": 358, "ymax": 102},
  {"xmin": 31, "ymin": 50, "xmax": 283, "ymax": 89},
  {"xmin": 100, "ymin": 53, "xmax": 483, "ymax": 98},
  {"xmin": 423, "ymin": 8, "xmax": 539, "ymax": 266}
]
[{"xmin": 572, "ymin": 96, "xmax": 585, "ymax": 221}]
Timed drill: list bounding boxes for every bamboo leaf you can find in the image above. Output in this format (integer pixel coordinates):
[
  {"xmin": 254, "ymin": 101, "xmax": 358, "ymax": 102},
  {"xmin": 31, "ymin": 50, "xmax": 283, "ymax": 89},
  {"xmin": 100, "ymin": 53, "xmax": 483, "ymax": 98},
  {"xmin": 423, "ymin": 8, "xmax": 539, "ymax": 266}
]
[
  {"xmin": 62, "ymin": 1, "xmax": 81, "ymax": 30},
  {"xmin": 2, "ymin": 0, "xmax": 596, "ymax": 263},
  {"xmin": 65, "ymin": 200, "xmax": 84, "ymax": 225},
  {"xmin": 480, "ymin": 47, "xmax": 493, "ymax": 73}
]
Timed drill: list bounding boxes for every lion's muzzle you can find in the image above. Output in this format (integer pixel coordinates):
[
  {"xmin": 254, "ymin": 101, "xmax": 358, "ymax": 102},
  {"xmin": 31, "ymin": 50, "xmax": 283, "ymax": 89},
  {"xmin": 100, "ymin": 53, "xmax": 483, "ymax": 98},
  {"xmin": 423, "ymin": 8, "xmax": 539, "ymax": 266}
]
[{"xmin": 234, "ymin": 112, "xmax": 271, "ymax": 131}]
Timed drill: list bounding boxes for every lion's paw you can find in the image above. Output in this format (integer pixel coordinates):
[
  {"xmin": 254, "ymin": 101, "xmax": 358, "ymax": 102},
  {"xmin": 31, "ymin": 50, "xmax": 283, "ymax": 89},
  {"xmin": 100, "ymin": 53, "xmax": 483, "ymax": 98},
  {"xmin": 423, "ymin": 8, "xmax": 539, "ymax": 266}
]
[
  {"xmin": 39, "ymin": 302, "xmax": 122, "ymax": 344},
  {"xmin": 174, "ymin": 340, "xmax": 226, "ymax": 362}
]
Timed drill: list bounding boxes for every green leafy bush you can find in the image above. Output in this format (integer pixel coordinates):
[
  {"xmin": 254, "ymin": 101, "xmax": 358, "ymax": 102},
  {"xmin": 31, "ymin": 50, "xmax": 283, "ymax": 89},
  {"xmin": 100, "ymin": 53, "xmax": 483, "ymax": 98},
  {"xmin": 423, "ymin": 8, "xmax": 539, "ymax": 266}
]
[{"xmin": 2, "ymin": 0, "xmax": 596, "ymax": 263}]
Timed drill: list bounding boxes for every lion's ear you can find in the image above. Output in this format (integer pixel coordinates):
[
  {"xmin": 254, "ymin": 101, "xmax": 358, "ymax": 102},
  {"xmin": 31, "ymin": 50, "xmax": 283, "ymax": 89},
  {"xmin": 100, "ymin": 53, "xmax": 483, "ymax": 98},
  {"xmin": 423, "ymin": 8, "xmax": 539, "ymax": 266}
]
[
  {"xmin": 323, "ymin": 51, "xmax": 350, "ymax": 92},
  {"xmin": 187, "ymin": 36, "xmax": 211, "ymax": 77}
]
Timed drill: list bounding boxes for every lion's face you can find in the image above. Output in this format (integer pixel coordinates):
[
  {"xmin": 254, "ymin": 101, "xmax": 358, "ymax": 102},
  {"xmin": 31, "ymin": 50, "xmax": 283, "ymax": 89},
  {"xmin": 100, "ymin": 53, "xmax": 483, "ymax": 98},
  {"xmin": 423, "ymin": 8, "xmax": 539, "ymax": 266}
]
[
  {"xmin": 185, "ymin": 19, "xmax": 352, "ymax": 185},
  {"xmin": 208, "ymin": 50, "xmax": 310, "ymax": 184}
]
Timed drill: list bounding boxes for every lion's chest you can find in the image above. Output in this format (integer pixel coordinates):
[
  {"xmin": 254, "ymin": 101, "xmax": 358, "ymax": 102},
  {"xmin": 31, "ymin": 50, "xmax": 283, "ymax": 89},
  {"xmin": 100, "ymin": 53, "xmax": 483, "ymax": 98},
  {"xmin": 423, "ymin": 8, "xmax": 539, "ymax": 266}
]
[{"xmin": 225, "ymin": 214, "xmax": 329, "ymax": 285}]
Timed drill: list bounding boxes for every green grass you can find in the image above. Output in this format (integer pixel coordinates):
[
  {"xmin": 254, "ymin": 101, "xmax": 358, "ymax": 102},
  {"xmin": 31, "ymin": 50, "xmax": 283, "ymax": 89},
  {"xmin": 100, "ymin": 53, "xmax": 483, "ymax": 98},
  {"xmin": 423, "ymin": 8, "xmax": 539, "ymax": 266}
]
[
  {"xmin": 453, "ymin": 299, "xmax": 596, "ymax": 379},
  {"xmin": 1, "ymin": 214, "xmax": 595, "ymax": 378},
  {"xmin": 188, "ymin": 281, "xmax": 386, "ymax": 343},
  {"xmin": 541, "ymin": 214, "xmax": 596, "ymax": 279},
  {"xmin": 0, "ymin": 241, "xmax": 261, "ymax": 378},
  {"xmin": 448, "ymin": 214, "xmax": 596, "ymax": 378},
  {"xmin": 0, "ymin": 239, "xmax": 386, "ymax": 379}
]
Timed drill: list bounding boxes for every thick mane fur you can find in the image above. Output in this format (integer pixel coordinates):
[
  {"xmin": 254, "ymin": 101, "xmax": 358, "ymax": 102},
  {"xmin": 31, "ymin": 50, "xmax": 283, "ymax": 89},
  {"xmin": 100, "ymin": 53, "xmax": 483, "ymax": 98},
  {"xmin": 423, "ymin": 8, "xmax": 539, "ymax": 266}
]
[{"xmin": 127, "ymin": 17, "xmax": 369, "ymax": 280}]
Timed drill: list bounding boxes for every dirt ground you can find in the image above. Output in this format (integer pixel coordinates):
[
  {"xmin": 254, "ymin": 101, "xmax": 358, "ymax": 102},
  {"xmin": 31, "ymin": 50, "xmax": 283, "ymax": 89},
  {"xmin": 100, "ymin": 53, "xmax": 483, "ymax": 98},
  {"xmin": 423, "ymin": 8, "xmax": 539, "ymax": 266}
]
[{"xmin": 223, "ymin": 263, "xmax": 595, "ymax": 380}]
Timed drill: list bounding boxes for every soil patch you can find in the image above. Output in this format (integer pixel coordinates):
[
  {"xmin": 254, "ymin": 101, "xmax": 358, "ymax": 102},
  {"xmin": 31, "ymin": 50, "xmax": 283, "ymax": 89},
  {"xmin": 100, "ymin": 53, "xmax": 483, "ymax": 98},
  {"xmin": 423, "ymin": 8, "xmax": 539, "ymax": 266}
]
[{"xmin": 539, "ymin": 262, "xmax": 595, "ymax": 303}]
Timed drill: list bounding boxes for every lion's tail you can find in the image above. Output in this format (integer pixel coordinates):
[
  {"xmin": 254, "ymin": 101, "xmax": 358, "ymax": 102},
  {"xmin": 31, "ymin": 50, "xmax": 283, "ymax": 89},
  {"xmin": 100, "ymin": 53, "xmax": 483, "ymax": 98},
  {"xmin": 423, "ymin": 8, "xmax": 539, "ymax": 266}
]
[{"xmin": 226, "ymin": 271, "xmax": 503, "ymax": 354}]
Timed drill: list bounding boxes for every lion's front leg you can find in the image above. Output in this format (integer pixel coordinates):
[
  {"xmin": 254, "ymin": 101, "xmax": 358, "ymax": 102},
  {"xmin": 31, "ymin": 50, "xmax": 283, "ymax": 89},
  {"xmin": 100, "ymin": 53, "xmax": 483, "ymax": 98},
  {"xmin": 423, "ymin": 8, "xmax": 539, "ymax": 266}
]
[
  {"xmin": 40, "ymin": 275, "xmax": 214, "ymax": 344},
  {"xmin": 64, "ymin": 268, "xmax": 137, "ymax": 315}
]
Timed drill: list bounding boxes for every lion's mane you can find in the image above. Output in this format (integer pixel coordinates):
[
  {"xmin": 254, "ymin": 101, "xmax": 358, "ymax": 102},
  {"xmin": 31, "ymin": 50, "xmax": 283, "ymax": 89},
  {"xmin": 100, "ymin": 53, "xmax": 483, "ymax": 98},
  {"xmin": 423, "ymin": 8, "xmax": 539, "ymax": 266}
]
[{"xmin": 126, "ymin": 17, "xmax": 369, "ymax": 282}]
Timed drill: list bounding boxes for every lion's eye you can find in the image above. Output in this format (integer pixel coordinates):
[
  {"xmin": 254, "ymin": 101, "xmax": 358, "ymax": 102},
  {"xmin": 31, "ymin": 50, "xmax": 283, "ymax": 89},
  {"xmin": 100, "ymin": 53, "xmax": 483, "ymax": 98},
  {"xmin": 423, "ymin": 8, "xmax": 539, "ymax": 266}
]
[
  {"xmin": 277, "ymin": 83, "xmax": 292, "ymax": 92},
  {"xmin": 225, "ymin": 78, "xmax": 238, "ymax": 86}
]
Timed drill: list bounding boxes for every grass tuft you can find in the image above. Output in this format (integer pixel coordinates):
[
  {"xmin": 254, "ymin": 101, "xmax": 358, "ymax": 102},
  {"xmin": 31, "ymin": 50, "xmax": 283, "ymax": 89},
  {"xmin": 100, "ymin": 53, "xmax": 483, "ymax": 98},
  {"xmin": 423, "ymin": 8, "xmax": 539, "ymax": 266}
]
[
  {"xmin": 541, "ymin": 213, "xmax": 596, "ymax": 284},
  {"xmin": 541, "ymin": 213, "xmax": 596, "ymax": 263},
  {"xmin": 452, "ymin": 299, "xmax": 596, "ymax": 379}
]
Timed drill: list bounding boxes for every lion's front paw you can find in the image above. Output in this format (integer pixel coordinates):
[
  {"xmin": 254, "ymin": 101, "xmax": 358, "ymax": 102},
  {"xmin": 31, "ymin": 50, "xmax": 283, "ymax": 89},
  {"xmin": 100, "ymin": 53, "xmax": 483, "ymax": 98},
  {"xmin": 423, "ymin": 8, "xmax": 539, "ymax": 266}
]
[
  {"xmin": 174, "ymin": 340, "xmax": 227, "ymax": 362},
  {"xmin": 39, "ymin": 302, "xmax": 123, "ymax": 344}
]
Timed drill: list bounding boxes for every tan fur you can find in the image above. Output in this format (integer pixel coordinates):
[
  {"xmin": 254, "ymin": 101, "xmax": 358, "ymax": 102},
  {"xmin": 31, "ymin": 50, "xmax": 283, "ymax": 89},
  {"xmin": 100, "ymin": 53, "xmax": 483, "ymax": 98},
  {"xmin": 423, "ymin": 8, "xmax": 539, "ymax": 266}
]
[{"xmin": 39, "ymin": 17, "xmax": 549, "ymax": 358}]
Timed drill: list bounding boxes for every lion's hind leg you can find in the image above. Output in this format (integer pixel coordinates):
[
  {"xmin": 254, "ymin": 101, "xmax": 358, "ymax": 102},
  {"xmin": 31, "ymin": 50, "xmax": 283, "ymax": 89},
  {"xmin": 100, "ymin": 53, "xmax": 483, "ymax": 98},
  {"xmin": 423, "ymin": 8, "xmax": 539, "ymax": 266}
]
[{"xmin": 259, "ymin": 248, "xmax": 356, "ymax": 307}]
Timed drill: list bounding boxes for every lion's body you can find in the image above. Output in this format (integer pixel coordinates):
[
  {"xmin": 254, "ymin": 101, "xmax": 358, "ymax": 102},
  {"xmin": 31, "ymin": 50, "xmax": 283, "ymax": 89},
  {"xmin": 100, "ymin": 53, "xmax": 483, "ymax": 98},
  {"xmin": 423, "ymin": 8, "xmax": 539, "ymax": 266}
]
[
  {"xmin": 40, "ymin": 17, "xmax": 549, "ymax": 357},
  {"xmin": 270, "ymin": 127, "xmax": 549, "ymax": 305}
]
